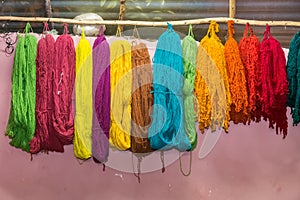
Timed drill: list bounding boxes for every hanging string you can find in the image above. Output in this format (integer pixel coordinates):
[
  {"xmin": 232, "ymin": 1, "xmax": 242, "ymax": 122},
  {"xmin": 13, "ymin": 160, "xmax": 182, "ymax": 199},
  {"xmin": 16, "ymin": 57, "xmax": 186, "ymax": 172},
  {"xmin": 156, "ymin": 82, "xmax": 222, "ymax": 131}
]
[
  {"xmin": 287, "ymin": 30, "xmax": 300, "ymax": 125},
  {"xmin": 30, "ymin": 22, "xmax": 56, "ymax": 154},
  {"xmin": 109, "ymin": 39, "xmax": 132, "ymax": 150},
  {"xmin": 224, "ymin": 20, "xmax": 249, "ymax": 124},
  {"xmin": 148, "ymin": 23, "xmax": 191, "ymax": 151},
  {"xmin": 195, "ymin": 21, "xmax": 231, "ymax": 133},
  {"xmin": 5, "ymin": 22, "xmax": 37, "ymax": 152},
  {"xmin": 131, "ymin": 153, "xmax": 142, "ymax": 183},
  {"xmin": 0, "ymin": 32, "xmax": 17, "ymax": 56},
  {"xmin": 182, "ymin": 24, "xmax": 198, "ymax": 150},
  {"xmin": 92, "ymin": 26, "xmax": 110, "ymax": 163},
  {"xmin": 74, "ymin": 26, "xmax": 93, "ymax": 159},
  {"xmin": 160, "ymin": 151, "xmax": 165, "ymax": 173},
  {"xmin": 179, "ymin": 151, "xmax": 193, "ymax": 176},
  {"xmin": 130, "ymin": 31, "xmax": 153, "ymax": 153},
  {"xmin": 260, "ymin": 24, "xmax": 288, "ymax": 138},
  {"xmin": 52, "ymin": 23, "xmax": 75, "ymax": 148},
  {"xmin": 239, "ymin": 22, "xmax": 262, "ymax": 123}
]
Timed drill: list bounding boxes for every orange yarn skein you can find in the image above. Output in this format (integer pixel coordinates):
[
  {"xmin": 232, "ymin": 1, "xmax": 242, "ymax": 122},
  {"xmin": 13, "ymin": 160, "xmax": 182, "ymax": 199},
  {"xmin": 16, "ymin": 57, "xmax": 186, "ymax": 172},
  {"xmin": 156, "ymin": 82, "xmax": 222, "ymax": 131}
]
[{"xmin": 224, "ymin": 20, "xmax": 249, "ymax": 124}]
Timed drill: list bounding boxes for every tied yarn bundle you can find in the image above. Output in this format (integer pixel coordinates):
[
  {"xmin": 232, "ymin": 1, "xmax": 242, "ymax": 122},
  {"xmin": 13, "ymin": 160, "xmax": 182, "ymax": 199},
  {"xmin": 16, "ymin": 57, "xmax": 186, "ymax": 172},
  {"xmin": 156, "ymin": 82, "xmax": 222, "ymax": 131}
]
[
  {"xmin": 130, "ymin": 42, "xmax": 153, "ymax": 153},
  {"xmin": 5, "ymin": 22, "xmax": 37, "ymax": 152},
  {"xmin": 260, "ymin": 25, "xmax": 288, "ymax": 138},
  {"xmin": 224, "ymin": 20, "xmax": 249, "ymax": 124},
  {"xmin": 287, "ymin": 30, "xmax": 300, "ymax": 125},
  {"xmin": 30, "ymin": 23, "xmax": 57, "ymax": 154},
  {"xmin": 195, "ymin": 21, "xmax": 231, "ymax": 133},
  {"xmin": 182, "ymin": 25, "xmax": 198, "ymax": 150},
  {"xmin": 52, "ymin": 24, "xmax": 75, "ymax": 148},
  {"xmin": 109, "ymin": 39, "xmax": 132, "ymax": 150},
  {"xmin": 74, "ymin": 27, "xmax": 93, "ymax": 159},
  {"xmin": 92, "ymin": 31, "xmax": 110, "ymax": 163},
  {"xmin": 239, "ymin": 23, "xmax": 262, "ymax": 122},
  {"xmin": 148, "ymin": 23, "xmax": 191, "ymax": 151}
]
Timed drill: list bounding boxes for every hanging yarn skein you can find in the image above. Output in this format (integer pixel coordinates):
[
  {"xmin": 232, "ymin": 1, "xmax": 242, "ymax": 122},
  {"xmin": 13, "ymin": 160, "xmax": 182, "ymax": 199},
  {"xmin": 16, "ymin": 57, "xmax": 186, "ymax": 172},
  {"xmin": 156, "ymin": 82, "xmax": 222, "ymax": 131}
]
[
  {"xmin": 130, "ymin": 39, "xmax": 153, "ymax": 154},
  {"xmin": 148, "ymin": 23, "xmax": 191, "ymax": 151},
  {"xmin": 239, "ymin": 22, "xmax": 262, "ymax": 123},
  {"xmin": 109, "ymin": 39, "xmax": 132, "ymax": 150},
  {"xmin": 195, "ymin": 21, "xmax": 231, "ymax": 133},
  {"xmin": 5, "ymin": 22, "xmax": 37, "ymax": 152},
  {"xmin": 287, "ymin": 30, "xmax": 300, "ymax": 125},
  {"xmin": 74, "ymin": 27, "xmax": 93, "ymax": 159},
  {"xmin": 30, "ymin": 22, "xmax": 57, "ymax": 154},
  {"xmin": 52, "ymin": 23, "xmax": 75, "ymax": 149},
  {"xmin": 182, "ymin": 24, "xmax": 198, "ymax": 150},
  {"xmin": 224, "ymin": 20, "xmax": 249, "ymax": 124},
  {"xmin": 92, "ymin": 28, "xmax": 110, "ymax": 163},
  {"xmin": 260, "ymin": 24, "xmax": 288, "ymax": 138}
]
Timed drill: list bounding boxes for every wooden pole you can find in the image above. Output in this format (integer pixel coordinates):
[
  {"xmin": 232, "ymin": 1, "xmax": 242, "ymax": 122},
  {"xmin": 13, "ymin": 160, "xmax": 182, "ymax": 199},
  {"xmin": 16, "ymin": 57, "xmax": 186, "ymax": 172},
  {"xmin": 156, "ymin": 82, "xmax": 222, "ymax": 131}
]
[
  {"xmin": 0, "ymin": 16, "xmax": 300, "ymax": 27},
  {"xmin": 45, "ymin": 0, "xmax": 52, "ymax": 18},
  {"xmin": 229, "ymin": 0, "xmax": 236, "ymax": 18}
]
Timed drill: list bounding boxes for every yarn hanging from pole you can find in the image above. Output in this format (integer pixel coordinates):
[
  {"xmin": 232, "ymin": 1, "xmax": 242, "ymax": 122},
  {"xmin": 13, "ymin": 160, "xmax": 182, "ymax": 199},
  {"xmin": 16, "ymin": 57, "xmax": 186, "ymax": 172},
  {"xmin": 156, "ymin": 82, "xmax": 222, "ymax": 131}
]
[
  {"xmin": 5, "ymin": 22, "xmax": 37, "ymax": 152},
  {"xmin": 182, "ymin": 24, "xmax": 198, "ymax": 150},
  {"xmin": 92, "ymin": 31, "xmax": 110, "ymax": 163},
  {"xmin": 74, "ymin": 27, "xmax": 93, "ymax": 159},
  {"xmin": 224, "ymin": 20, "xmax": 249, "ymax": 124},
  {"xmin": 148, "ymin": 23, "xmax": 191, "ymax": 151},
  {"xmin": 109, "ymin": 39, "xmax": 132, "ymax": 150},
  {"xmin": 260, "ymin": 25, "xmax": 288, "ymax": 138},
  {"xmin": 52, "ymin": 24, "xmax": 75, "ymax": 148},
  {"xmin": 239, "ymin": 22, "xmax": 262, "ymax": 123},
  {"xmin": 287, "ymin": 30, "xmax": 300, "ymax": 125}
]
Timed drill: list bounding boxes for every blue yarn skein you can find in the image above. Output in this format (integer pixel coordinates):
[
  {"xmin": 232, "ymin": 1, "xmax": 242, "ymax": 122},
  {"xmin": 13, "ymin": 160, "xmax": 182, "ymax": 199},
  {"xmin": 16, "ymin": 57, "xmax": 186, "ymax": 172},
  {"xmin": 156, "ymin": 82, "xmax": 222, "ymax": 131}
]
[{"xmin": 148, "ymin": 23, "xmax": 191, "ymax": 151}]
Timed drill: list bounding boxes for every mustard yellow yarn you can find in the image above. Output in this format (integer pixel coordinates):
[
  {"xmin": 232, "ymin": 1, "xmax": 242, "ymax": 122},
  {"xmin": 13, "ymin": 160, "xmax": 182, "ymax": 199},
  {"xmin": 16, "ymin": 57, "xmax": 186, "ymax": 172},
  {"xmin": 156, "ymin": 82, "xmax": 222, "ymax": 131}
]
[
  {"xmin": 195, "ymin": 21, "xmax": 231, "ymax": 133},
  {"xmin": 109, "ymin": 40, "xmax": 132, "ymax": 150}
]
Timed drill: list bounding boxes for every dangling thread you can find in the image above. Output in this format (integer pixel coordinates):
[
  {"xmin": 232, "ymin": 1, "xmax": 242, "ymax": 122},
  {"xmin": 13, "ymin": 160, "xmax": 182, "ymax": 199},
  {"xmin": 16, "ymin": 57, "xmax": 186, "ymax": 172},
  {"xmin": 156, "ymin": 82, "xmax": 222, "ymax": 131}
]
[
  {"xmin": 179, "ymin": 151, "xmax": 192, "ymax": 176},
  {"xmin": 131, "ymin": 153, "xmax": 142, "ymax": 183},
  {"xmin": 160, "ymin": 151, "xmax": 165, "ymax": 173},
  {"xmin": 74, "ymin": 26, "xmax": 93, "ymax": 159}
]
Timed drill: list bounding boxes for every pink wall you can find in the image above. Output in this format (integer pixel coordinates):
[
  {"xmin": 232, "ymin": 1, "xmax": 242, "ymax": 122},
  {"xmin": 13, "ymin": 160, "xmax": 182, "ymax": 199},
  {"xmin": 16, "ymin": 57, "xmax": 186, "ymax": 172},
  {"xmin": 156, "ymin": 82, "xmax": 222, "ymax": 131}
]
[{"xmin": 0, "ymin": 34, "xmax": 300, "ymax": 200}]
